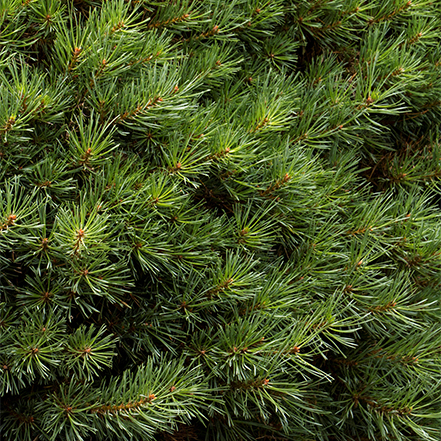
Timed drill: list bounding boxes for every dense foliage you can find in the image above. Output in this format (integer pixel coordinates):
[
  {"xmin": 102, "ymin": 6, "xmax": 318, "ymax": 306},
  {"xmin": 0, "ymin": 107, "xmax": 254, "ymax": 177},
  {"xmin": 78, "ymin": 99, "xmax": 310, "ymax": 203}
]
[{"xmin": 1, "ymin": 0, "xmax": 441, "ymax": 440}]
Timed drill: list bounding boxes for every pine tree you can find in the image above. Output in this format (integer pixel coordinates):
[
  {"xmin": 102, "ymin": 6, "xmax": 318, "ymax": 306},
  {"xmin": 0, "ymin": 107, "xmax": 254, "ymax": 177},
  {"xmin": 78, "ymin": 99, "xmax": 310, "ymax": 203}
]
[{"xmin": 1, "ymin": 0, "xmax": 441, "ymax": 440}]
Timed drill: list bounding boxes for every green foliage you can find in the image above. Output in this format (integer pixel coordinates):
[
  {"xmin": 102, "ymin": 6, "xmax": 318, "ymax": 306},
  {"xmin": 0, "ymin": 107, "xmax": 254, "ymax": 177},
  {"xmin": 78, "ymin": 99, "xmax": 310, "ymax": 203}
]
[{"xmin": 1, "ymin": 0, "xmax": 441, "ymax": 440}]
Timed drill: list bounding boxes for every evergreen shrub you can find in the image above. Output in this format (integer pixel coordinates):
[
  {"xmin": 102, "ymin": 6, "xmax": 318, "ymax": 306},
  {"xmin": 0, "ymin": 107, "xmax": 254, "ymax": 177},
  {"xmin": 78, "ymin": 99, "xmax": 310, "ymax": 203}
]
[{"xmin": 1, "ymin": 1, "xmax": 441, "ymax": 440}]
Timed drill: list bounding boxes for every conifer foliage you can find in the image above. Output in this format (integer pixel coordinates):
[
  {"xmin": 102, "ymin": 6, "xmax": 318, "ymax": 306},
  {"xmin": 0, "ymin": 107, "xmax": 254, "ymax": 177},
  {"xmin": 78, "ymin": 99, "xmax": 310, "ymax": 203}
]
[{"xmin": 1, "ymin": 0, "xmax": 441, "ymax": 440}]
